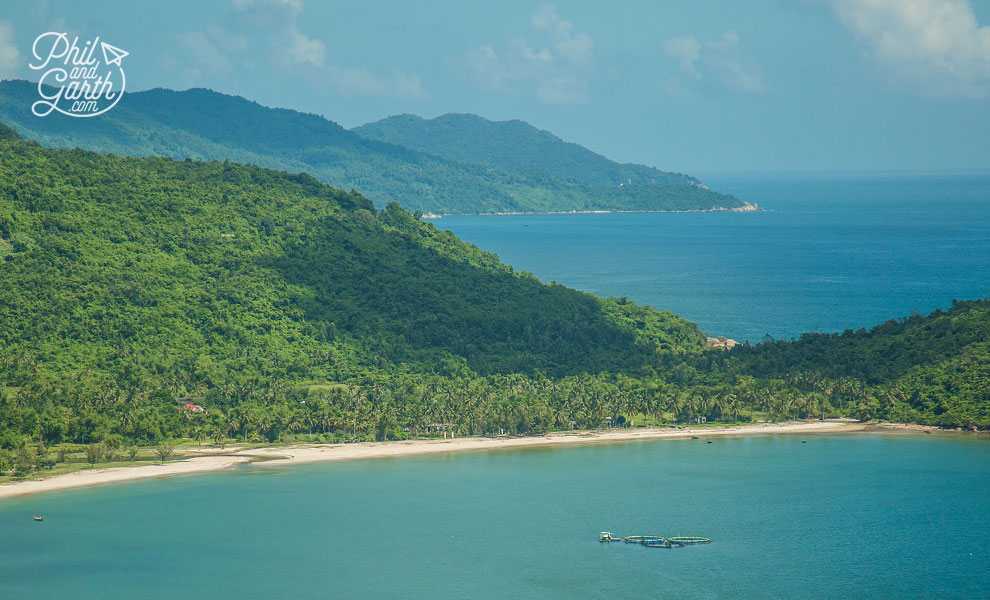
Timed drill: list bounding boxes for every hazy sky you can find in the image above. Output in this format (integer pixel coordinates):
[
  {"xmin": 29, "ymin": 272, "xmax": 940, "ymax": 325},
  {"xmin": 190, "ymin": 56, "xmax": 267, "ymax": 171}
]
[{"xmin": 1, "ymin": 0, "xmax": 989, "ymax": 174}]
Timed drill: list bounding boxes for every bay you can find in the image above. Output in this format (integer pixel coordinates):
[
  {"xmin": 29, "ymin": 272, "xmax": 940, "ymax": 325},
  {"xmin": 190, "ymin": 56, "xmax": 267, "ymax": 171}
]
[
  {"xmin": 2, "ymin": 434, "xmax": 988, "ymax": 599},
  {"xmin": 438, "ymin": 174, "xmax": 990, "ymax": 343},
  {"xmin": 5, "ymin": 175, "xmax": 990, "ymax": 599}
]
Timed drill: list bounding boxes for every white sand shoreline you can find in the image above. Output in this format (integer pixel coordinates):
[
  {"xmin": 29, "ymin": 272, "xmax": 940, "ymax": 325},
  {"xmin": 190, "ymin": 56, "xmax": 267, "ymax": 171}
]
[
  {"xmin": 437, "ymin": 204, "xmax": 760, "ymax": 217},
  {"xmin": 0, "ymin": 421, "xmax": 866, "ymax": 501}
]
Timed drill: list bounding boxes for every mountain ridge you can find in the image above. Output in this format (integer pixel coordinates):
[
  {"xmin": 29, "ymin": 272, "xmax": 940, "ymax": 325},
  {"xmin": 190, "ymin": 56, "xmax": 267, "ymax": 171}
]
[
  {"xmin": 0, "ymin": 79, "xmax": 743, "ymax": 215},
  {"xmin": 353, "ymin": 111, "xmax": 707, "ymax": 191}
]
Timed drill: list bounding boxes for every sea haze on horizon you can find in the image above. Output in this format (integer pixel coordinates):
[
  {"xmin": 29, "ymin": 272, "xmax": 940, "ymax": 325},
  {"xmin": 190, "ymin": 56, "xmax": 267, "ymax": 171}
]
[{"xmin": 438, "ymin": 174, "xmax": 990, "ymax": 343}]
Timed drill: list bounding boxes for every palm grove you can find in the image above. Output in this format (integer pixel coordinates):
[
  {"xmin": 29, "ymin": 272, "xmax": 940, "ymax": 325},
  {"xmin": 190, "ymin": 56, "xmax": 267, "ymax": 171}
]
[{"xmin": 0, "ymin": 123, "xmax": 987, "ymax": 475}]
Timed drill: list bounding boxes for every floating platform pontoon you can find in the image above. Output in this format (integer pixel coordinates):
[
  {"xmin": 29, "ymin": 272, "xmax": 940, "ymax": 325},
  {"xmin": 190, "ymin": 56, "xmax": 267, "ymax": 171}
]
[
  {"xmin": 599, "ymin": 531, "xmax": 709, "ymax": 548},
  {"xmin": 621, "ymin": 535, "xmax": 666, "ymax": 544},
  {"xmin": 667, "ymin": 536, "xmax": 711, "ymax": 544}
]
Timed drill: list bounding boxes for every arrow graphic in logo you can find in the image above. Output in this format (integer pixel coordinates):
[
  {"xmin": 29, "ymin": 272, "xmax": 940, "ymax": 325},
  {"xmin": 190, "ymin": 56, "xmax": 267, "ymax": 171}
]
[
  {"xmin": 101, "ymin": 42, "xmax": 128, "ymax": 66},
  {"xmin": 29, "ymin": 32, "xmax": 129, "ymax": 118}
]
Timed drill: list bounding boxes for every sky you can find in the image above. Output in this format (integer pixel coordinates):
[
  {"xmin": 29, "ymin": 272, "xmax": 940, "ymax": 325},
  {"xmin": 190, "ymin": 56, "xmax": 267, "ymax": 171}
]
[{"xmin": 1, "ymin": 0, "xmax": 989, "ymax": 174}]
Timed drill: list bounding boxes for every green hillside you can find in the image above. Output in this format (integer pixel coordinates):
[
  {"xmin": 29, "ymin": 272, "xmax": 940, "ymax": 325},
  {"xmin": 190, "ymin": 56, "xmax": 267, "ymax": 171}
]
[
  {"xmin": 716, "ymin": 299, "xmax": 990, "ymax": 427},
  {"xmin": 353, "ymin": 113, "xmax": 729, "ymax": 193},
  {"xmin": 0, "ymin": 80, "xmax": 743, "ymax": 214},
  {"xmin": 0, "ymin": 123, "xmax": 710, "ymax": 449},
  {"xmin": 0, "ymin": 120, "xmax": 985, "ymax": 473}
]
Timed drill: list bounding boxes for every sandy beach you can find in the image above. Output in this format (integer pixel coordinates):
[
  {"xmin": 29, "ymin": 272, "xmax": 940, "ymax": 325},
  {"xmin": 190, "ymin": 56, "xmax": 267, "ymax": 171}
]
[{"xmin": 0, "ymin": 421, "xmax": 863, "ymax": 501}]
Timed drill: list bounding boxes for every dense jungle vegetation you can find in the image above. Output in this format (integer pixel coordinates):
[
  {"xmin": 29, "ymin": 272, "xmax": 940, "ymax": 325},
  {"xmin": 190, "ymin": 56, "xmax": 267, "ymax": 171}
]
[{"xmin": 0, "ymin": 122, "xmax": 985, "ymax": 477}]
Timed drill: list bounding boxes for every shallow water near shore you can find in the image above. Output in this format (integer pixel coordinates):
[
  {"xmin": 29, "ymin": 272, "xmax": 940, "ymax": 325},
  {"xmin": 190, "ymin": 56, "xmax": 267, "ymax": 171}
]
[{"xmin": 3, "ymin": 433, "xmax": 988, "ymax": 599}]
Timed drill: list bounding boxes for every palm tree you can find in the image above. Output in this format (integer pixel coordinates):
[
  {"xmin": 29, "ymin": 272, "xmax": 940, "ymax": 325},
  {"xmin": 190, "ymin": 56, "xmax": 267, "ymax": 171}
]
[
  {"xmin": 695, "ymin": 393, "xmax": 711, "ymax": 423},
  {"xmin": 718, "ymin": 392, "xmax": 737, "ymax": 422},
  {"xmin": 671, "ymin": 392, "xmax": 690, "ymax": 423},
  {"xmin": 194, "ymin": 425, "xmax": 208, "ymax": 448},
  {"xmin": 725, "ymin": 393, "xmax": 741, "ymax": 423},
  {"xmin": 257, "ymin": 412, "xmax": 273, "ymax": 442},
  {"xmin": 779, "ymin": 392, "xmax": 796, "ymax": 421},
  {"xmin": 760, "ymin": 389, "xmax": 777, "ymax": 422},
  {"xmin": 374, "ymin": 398, "xmax": 396, "ymax": 441},
  {"xmin": 232, "ymin": 407, "xmax": 254, "ymax": 443},
  {"xmin": 303, "ymin": 410, "xmax": 319, "ymax": 436},
  {"xmin": 211, "ymin": 425, "xmax": 226, "ymax": 449},
  {"xmin": 881, "ymin": 388, "xmax": 901, "ymax": 422}
]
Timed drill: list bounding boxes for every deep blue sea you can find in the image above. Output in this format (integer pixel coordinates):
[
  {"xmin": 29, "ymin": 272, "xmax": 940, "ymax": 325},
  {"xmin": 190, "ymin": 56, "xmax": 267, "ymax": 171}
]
[{"xmin": 438, "ymin": 174, "xmax": 990, "ymax": 343}]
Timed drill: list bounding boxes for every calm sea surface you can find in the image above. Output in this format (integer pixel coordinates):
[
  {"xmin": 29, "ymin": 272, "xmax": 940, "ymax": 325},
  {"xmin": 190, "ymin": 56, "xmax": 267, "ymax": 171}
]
[
  {"xmin": 2, "ymin": 434, "xmax": 988, "ymax": 599},
  {"xmin": 439, "ymin": 174, "xmax": 990, "ymax": 342},
  {"xmin": 5, "ymin": 175, "xmax": 989, "ymax": 598}
]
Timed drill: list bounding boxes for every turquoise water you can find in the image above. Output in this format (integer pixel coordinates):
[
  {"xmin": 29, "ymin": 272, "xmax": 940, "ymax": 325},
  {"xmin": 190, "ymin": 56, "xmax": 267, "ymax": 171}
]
[
  {"xmin": 2, "ymin": 434, "xmax": 988, "ymax": 599},
  {"xmin": 438, "ymin": 174, "xmax": 990, "ymax": 342},
  {"xmin": 5, "ymin": 176, "xmax": 989, "ymax": 598}
]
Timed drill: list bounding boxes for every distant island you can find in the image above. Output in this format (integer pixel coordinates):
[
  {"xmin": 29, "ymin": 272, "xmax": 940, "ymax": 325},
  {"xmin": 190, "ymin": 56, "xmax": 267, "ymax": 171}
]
[{"xmin": 0, "ymin": 79, "xmax": 744, "ymax": 215}]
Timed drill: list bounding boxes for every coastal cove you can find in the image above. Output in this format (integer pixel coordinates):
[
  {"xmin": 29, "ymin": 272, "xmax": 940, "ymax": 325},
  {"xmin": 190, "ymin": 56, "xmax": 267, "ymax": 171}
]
[
  {"xmin": 2, "ymin": 3, "xmax": 989, "ymax": 599},
  {"xmin": 3, "ymin": 132, "xmax": 986, "ymax": 484},
  {"xmin": 0, "ymin": 421, "xmax": 860, "ymax": 500},
  {"xmin": 3, "ymin": 430, "xmax": 987, "ymax": 599}
]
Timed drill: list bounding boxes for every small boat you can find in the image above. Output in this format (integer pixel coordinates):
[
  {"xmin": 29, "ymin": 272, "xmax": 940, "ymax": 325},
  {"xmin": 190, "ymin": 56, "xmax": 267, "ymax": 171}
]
[
  {"xmin": 599, "ymin": 531, "xmax": 621, "ymax": 542},
  {"xmin": 32, "ymin": 515, "xmax": 44, "ymax": 521}
]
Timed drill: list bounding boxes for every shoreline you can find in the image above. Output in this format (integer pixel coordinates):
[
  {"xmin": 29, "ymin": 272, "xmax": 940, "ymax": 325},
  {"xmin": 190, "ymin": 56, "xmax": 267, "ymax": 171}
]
[
  {"xmin": 0, "ymin": 420, "xmax": 944, "ymax": 501},
  {"xmin": 2, "ymin": 421, "xmax": 856, "ymax": 501},
  {"xmin": 428, "ymin": 203, "xmax": 760, "ymax": 218}
]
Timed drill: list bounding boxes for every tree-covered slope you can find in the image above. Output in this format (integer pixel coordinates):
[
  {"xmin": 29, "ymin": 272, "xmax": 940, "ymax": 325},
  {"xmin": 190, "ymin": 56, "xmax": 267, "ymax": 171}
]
[
  {"xmin": 0, "ymin": 116, "xmax": 985, "ymax": 465},
  {"xmin": 353, "ymin": 112, "xmax": 729, "ymax": 193},
  {"xmin": 0, "ymin": 80, "xmax": 743, "ymax": 214},
  {"xmin": 725, "ymin": 299, "xmax": 990, "ymax": 385},
  {"xmin": 0, "ymin": 123, "xmax": 705, "ymax": 393},
  {"xmin": 715, "ymin": 299, "xmax": 990, "ymax": 426}
]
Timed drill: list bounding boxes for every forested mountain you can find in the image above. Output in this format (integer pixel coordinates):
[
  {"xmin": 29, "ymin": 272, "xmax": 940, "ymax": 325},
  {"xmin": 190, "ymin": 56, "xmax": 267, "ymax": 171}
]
[
  {"xmin": 0, "ymin": 80, "xmax": 742, "ymax": 214},
  {"xmin": 353, "ymin": 113, "xmax": 711, "ymax": 190},
  {"xmin": 0, "ymin": 120, "xmax": 985, "ymax": 472},
  {"xmin": 0, "ymin": 122, "xmax": 703, "ymax": 379},
  {"xmin": 0, "ymin": 123, "xmax": 707, "ymax": 449}
]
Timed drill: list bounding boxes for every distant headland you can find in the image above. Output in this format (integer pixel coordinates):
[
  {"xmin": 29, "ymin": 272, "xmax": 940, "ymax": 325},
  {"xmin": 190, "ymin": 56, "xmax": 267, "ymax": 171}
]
[{"xmin": 434, "ymin": 201, "xmax": 760, "ymax": 217}]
